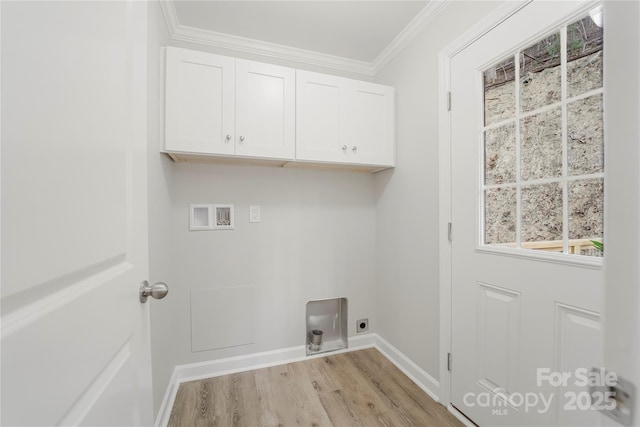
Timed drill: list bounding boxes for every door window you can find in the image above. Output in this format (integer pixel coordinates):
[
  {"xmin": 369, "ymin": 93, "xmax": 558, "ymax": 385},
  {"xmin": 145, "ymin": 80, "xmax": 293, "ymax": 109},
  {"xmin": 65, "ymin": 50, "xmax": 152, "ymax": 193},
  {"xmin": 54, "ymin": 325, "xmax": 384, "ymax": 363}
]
[{"xmin": 482, "ymin": 8, "xmax": 604, "ymax": 257}]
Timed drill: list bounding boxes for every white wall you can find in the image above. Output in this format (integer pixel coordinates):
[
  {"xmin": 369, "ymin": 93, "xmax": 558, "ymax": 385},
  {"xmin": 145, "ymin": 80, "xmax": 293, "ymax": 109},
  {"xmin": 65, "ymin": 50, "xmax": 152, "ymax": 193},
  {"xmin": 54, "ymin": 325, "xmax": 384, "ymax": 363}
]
[
  {"xmin": 373, "ymin": 1, "xmax": 502, "ymax": 384},
  {"xmin": 146, "ymin": 1, "xmax": 378, "ymax": 411},
  {"xmin": 147, "ymin": 0, "xmax": 509, "ymax": 414}
]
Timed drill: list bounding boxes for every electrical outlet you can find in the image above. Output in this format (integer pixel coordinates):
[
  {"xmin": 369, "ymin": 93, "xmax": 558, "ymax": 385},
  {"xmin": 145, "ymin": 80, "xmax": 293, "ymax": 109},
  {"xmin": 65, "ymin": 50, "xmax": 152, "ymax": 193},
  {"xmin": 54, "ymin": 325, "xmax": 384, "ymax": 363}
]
[
  {"xmin": 249, "ymin": 205, "xmax": 261, "ymax": 223},
  {"xmin": 356, "ymin": 318, "xmax": 369, "ymax": 333}
]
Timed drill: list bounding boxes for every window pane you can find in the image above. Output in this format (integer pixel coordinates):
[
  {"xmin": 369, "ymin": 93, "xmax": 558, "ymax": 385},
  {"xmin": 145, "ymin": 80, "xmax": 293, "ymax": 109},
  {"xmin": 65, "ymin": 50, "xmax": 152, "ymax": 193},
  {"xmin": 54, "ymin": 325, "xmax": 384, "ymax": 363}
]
[
  {"xmin": 521, "ymin": 107, "xmax": 562, "ymax": 180},
  {"xmin": 567, "ymin": 14, "xmax": 603, "ymax": 98},
  {"xmin": 569, "ymin": 178, "xmax": 603, "ymax": 257},
  {"xmin": 520, "ymin": 33, "xmax": 561, "ymax": 112},
  {"xmin": 485, "ymin": 187, "xmax": 517, "ymax": 245},
  {"xmin": 485, "ymin": 123, "xmax": 516, "ymax": 185},
  {"xmin": 522, "ymin": 183, "xmax": 563, "ymax": 248},
  {"xmin": 480, "ymin": 13, "xmax": 604, "ymax": 259},
  {"xmin": 568, "ymin": 94, "xmax": 603, "ymax": 176},
  {"xmin": 484, "ymin": 56, "xmax": 516, "ymax": 125}
]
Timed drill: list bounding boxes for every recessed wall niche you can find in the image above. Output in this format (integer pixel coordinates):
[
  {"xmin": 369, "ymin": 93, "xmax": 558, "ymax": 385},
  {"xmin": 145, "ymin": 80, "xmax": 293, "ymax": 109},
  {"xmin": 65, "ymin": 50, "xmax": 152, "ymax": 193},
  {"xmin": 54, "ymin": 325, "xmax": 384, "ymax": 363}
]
[
  {"xmin": 189, "ymin": 204, "xmax": 235, "ymax": 231},
  {"xmin": 305, "ymin": 297, "xmax": 348, "ymax": 355}
]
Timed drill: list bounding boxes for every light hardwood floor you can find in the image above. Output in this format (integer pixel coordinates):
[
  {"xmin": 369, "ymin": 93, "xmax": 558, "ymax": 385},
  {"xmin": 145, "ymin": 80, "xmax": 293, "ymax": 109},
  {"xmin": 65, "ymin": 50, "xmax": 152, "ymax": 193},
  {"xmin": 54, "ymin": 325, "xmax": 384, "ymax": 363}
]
[{"xmin": 168, "ymin": 348, "xmax": 464, "ymax": 426}]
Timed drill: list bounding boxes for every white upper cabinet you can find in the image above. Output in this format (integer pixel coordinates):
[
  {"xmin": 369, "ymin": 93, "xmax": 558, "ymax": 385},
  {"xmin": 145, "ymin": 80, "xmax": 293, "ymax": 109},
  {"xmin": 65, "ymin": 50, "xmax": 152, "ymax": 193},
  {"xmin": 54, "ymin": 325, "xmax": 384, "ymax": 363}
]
[
  {"xmin": 165, "ymin": 47, "xmax": 295, "ymax": 160},
  {"xmin": 165, "ymin": 47, "xmax": 395, "ymax": 170},
  {"xmin": 296, "ymin": 70, "xmax": 395, "ymax": 168},
  {"xmin": 165, "ymin": 48, "xmax": 235, "ymax": 155}
]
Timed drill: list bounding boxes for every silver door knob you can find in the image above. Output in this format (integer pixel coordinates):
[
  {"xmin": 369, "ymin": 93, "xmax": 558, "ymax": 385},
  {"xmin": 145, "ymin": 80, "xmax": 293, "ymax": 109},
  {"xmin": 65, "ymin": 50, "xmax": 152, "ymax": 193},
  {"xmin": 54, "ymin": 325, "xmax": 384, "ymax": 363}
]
[
  {"xmin": 352, "ymin": 146, "xmax": 358, "ymax": 152},
  {"xmin": 139, "ymin": 280, "xmax": 169, "ymax": 303},
  {"xmin": 225, "ymin": 134, "xmax": 231, "ymax": 141},
  {"xmin": 239, "ymin": 136, "xmax": 245, "ymax": 142},
  {"xmin": 342, "ymin": 145, "xmax": 347, "ymax": 151}
]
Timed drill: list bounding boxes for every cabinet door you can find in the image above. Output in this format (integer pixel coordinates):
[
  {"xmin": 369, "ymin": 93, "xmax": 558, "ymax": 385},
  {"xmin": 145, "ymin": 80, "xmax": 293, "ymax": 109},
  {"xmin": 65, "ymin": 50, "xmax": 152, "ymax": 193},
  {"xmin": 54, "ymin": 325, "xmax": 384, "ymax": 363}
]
[
  {"xmin": 347, "ymin": 81, "xmax": 395, "ymax": 167},
  {"xmin": 295, "ymin": 70, "xmax": 347, "ymax": 163},
  {"xmin": 165, "ymin": 47, "xmax": 235, "ymax": 155},
  {"xmin": 235, "ymin": 60, "xmax": 295, "ymax": 160}
]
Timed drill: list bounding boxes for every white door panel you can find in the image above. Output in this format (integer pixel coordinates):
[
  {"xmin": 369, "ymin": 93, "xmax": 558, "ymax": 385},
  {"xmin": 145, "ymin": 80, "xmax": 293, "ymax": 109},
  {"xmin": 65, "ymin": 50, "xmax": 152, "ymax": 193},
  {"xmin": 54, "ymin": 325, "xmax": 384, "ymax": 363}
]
[
  {"xmin": 235, "ymin": 59, "xmax": 295, "ymax": 160},
  {"xmin": 165, "ymin": 48, "xmax": 235, "ymax": 155},
  {"xmin": 2, "ymin": 1, "xmax": 152, "ymax": 425},
  {"xmin": 295, "ymin": 70, "xmax": 345, "ymax": 163},
  {"xmin": 349, "ymin": 83, "xmax": 395, "ymax": 166},
  {"xmin": 450, "ymin": 2, "xmax": 604, "ymax": 425}
]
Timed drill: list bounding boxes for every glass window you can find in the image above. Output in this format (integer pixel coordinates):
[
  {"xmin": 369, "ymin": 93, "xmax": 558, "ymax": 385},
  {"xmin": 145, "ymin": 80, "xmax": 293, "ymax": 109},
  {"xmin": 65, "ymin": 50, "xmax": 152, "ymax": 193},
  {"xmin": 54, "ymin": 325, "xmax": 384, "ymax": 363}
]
[{"xmin": 482, "ymin": 8, "xmax": 604, "ymax": 257}]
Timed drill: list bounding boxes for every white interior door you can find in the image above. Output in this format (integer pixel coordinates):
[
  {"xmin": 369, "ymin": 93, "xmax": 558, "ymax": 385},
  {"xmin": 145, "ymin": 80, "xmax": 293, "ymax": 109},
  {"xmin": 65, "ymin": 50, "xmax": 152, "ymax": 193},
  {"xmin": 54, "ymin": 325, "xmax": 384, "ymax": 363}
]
[
  {"xmin": 450, "ymin": 2, "xmax": 607, "ymax": 425},
  {"xmin": 1, "ymin": 1, "xmax": 153, "ymax": 425}
]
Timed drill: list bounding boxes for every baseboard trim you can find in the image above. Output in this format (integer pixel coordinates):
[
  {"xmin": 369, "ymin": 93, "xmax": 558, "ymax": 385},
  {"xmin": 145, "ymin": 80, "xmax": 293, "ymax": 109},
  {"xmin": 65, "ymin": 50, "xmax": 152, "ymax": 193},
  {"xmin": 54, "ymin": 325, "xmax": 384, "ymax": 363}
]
[
  {"xmin": 374, "ymin": 335, "xmax": 441, "ymax": 402},
  {"xmin": 154, "ymin": 333, "xmax": 440, "ymax": 427},
  {"xmin": 448, "ymin": 404, "xmax": 477, "ymax": 427},
  {"xmin": 155, "ymin": 369, "xmax": 179, "ymax": 427}
]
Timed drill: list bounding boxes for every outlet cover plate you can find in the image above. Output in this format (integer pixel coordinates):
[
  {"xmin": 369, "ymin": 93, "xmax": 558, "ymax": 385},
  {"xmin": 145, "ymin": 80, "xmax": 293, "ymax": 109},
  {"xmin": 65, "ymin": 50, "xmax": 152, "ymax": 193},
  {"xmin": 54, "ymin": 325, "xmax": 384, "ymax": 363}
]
[
  {"xmin": 356, "ymin": 318, "xmax": 369, "ymax": 333},
  {"xmin": 249, "ymin": 205, "xmax": 261, "ymax": 223}
]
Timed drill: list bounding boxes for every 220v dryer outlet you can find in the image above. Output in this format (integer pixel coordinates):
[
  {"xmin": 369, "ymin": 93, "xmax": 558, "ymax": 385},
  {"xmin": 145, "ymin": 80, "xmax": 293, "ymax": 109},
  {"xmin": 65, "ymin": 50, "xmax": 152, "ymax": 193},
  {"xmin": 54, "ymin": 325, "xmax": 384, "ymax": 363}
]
[{"xmin": 357, "ymin": 318, "xmax": 369, "ymax": 333}]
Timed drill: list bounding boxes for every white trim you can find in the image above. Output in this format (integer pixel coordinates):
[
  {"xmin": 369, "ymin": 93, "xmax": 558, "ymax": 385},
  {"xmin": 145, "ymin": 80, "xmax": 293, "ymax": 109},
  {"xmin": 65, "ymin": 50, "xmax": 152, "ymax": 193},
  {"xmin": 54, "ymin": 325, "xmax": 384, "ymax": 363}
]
[
  {"xmin": 447, "ymin": 404, "xmax": 476, "ymax": 427},
  {"xmin": 437, "ymin": 0, "xmax": 533, "ymax": 408},
  {"xmin": 154, "ymin": 368, "xmax": 179, "ymax": 427},
  {"xmin": 374, "ymin": 334, "xmax": 440, "ymax": 402},
  {"xmin": 172, "ymin": 25, "xmax": 374, "ymax": 76},
  {"xmin": 153, "ymin": 333, "xmax": 441, "ymax": 427},
  {"xmin": 475, "ymin": 245, "xmax": 603, "ymax": 269},
  {"xmin": 439, "ymin": 1, "xmax": 533, "ymax": 61},
  {"xmin": 158, "ymin": 0, "xmax": 178, "ymax": 35},
  {"xmin": 371, "ymin": 0, "xmax": 450, "ymax": 75},
  {"xmin": 159, "ymin": 0, "xmax": 450, "ymax": 77}
]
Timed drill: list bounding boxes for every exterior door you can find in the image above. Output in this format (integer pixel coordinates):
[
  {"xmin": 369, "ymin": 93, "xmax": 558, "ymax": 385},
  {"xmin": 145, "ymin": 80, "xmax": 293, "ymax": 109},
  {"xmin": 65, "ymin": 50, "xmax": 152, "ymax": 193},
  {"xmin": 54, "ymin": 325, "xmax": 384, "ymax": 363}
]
[
  {"xmin": 450, "ymin": 2, "xmax": 607, "ymax": 425},
  {"xmin": 1, "ymin": 1, "xmax": 153, "ymax": 425}
]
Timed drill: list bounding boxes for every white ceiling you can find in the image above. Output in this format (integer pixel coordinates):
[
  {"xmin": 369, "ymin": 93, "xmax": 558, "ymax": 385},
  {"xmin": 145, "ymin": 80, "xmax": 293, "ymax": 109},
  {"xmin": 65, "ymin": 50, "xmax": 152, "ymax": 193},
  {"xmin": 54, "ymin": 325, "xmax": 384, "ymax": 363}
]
[
  {"xmin": 172, "ymin": 1, "xmax": 429, "ymax": 63},
  {"xmin": 163, "ymin": 1, "xmax": 446, "ymax": 75}
]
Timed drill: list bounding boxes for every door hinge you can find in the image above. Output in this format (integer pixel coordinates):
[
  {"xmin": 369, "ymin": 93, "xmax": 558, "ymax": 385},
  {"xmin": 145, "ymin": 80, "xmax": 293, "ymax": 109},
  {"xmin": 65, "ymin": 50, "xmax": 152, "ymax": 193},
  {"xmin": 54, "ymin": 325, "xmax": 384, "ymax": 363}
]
[
  {"xmin": 447, "ymin": 352, "xmax": 452, "ymax": 371},
  {"xmin": 447, "ymin": 91, "xmax": 452, "ymax": 111},
  {"xmin": 448, "ymin": 222, "xmax": 452, "ymax": 242},
  {"xmin": 591, "ymin": 369, "xmax": 635, "ymax": 426}
]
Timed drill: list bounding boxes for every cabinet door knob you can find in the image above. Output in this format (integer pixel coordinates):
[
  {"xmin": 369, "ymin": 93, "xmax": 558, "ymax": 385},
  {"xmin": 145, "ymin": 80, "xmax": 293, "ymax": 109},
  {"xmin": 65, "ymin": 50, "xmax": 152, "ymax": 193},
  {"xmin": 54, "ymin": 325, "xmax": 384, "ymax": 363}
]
[
  {"xmin": 352, "ymin": 146, "xmax": 358, "ymax": 152},
  {"xmin": 342, "ymin": 145, "xmax": 347, "ymax": 151},
  {"xmin": 225, "ymin": 134, "xmax": 231, "ymax": 141},
  {"xmin": 239, "ymin": 136, "xmax": 245, "ymax": 142}
]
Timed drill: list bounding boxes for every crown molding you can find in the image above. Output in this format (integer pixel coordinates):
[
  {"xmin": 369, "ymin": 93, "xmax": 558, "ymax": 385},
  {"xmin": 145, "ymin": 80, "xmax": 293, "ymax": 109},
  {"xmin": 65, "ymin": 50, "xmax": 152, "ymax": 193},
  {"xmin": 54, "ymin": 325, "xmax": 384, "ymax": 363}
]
[
  {"xmin": 372, "ymin": 0, "xmax": 450, "ymax": 75},
  {"xmin": 159, "ymin": 0, "xmax": 451, "ymax": 77},
  {"xmin": 175, "ymin": 26, "xmax": 374, "ymax": 76},
  {"xmin": 158, "ymin": 0, "xmax": 178, "ymax": 34}
]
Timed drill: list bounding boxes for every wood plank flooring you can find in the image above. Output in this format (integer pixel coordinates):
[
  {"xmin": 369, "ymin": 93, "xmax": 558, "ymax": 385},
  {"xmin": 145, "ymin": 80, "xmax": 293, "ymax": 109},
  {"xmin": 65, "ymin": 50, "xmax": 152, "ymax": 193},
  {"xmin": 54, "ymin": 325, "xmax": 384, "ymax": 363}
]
[{"xmin": 168, "ymin": 348, "xmax": 464, "ymax": 427}]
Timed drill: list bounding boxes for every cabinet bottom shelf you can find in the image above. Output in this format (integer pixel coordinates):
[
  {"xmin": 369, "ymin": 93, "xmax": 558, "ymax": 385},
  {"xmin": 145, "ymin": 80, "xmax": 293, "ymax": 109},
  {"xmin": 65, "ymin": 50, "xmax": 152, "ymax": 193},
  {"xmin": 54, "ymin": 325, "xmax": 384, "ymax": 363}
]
[{"xmin": 164, "ymin": 152, "xmax": 394, "ymax": 173}]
